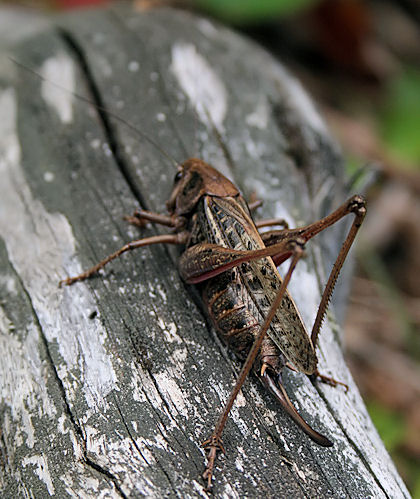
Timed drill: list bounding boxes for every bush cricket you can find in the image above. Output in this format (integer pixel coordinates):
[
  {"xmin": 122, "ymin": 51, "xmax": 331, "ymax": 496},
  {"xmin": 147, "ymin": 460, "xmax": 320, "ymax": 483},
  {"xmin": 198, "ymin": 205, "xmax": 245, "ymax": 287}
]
[
  {"xmin": 14, "ymin": 54, "xmax": 366, "ymax": 490},
  {"xmin": 60, "ymin": 158, "xmax": 366, "ymax": 489}
]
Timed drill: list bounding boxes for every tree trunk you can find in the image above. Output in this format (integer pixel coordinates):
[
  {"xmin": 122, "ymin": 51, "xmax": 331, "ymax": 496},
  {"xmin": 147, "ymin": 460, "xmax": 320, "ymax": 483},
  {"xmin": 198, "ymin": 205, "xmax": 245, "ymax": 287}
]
[{"xmin": 0, "ymin": 4, "xmax": 409, "ymax": 497}]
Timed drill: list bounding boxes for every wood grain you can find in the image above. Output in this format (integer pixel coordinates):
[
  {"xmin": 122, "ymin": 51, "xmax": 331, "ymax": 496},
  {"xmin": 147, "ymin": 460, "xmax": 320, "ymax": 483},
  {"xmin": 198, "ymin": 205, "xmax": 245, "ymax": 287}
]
[{"xmin": 0, "ymin": 4, "xmax": 409, "ymax": 497}]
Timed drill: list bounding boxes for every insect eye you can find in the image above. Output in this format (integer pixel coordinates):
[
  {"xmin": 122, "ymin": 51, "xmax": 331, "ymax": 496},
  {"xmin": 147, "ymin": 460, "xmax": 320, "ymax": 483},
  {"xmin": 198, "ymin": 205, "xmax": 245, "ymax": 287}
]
[{"xmin": 174, "ymin": 170, "xmax": 183, "ymax": 182}]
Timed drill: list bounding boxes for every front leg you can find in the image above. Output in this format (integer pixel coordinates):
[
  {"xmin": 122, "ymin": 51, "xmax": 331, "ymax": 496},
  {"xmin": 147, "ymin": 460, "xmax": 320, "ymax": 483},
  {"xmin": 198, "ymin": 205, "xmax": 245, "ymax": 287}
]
[
  {"xmin": 60, "ymin": 231, "xmax": 189, "ymax": 286},
  {"xmin": 124, "ymin": 208, "xmax": 186, "ymax": 230}
]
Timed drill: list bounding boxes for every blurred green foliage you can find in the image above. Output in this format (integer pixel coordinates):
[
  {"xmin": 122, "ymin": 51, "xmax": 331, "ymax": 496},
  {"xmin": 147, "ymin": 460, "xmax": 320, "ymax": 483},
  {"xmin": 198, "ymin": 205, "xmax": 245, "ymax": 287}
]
[
  {"xmin": 360, "ymin": 249, "xmax": 418, "ymax": 357},
  {"xmin": 195, "ymin": 0, "xmax": 319, "ymax": 23},
  {"xmin": 381, "ymin": 69, "xmax": 420, "ymax": 168},
  {"xmin": 366, "ymin": 400, "xmax": 406, "ymax": 452},
  {"xmin": 413, "ymin": 474, "xmax": 420, "ymax": 499},
  {"xmin": 366, "ymin": 400, "xmax": 420, "ymax": 498}
]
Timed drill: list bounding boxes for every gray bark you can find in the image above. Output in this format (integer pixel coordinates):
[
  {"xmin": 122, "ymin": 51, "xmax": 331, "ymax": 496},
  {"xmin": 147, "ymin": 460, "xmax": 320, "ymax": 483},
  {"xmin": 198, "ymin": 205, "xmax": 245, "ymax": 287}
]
[{"xmin": 0, "ymin": 4, "xmax": 409, "ymax": 498}]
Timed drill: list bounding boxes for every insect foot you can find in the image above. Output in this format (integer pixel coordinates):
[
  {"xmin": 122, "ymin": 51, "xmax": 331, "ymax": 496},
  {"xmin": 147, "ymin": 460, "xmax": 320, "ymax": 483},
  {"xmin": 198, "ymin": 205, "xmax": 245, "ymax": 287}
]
[
  {"xmin": 202, "ymin": 435, "xmax": 226, "ymax": 491},
  {"xmin": 311, "ymin": 370, "xmax": 349, "ymax": 393},
  {"xmin": 348, "ymin": 195, "xmax": 367, "ymax": 220}
]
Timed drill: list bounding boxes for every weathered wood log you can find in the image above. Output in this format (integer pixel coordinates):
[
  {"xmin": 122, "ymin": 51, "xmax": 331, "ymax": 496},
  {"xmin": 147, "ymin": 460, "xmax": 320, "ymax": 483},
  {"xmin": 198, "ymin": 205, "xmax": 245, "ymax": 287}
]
[{"xmin": 0, "ymin": 4, "xmax": 409, "ymax": 497}]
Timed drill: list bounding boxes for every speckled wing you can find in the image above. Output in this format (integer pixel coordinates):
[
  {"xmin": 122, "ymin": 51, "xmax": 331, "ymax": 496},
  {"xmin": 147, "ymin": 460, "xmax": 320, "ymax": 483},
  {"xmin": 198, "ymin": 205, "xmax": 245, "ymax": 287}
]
[{"xmin": 203, "ymin": 195, "xmax": 317, "ymax": 374}]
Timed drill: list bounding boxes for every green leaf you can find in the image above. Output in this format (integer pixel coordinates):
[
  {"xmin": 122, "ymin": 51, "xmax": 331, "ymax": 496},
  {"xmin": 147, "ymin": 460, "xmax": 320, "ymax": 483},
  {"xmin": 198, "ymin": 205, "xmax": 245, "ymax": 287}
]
[
  {"xmin": 195, "ymin": 0, "xmax": 319, "ymax": 23},
  {"xmin": 366, "ymin": 400, "xmax": 406, "ymax": 452},
  {"xmin": 413, "ymin": 472, "xmax": 420, "ymax": 499},
  {"xmin": 381, "ymin": 68, "xmax": 420, "ymax": 167},
  {"xmin": 413, "ymin": 469, "xmax": 420, "ymax": 499}
]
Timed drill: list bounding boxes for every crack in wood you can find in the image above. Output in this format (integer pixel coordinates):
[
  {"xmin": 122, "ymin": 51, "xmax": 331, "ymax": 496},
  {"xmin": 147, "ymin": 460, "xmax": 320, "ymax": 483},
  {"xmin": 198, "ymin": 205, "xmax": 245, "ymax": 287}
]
[
  {"xmin": 58, "ymin": 28, "xmax": 151, "ymax": 212},
  {"xmin": 113, "ymin": 395, "xmax": 176, "ymax": 490},
  {"xmin": 84, "ymin": 457, "xmax": 127, "ymax": 499}
]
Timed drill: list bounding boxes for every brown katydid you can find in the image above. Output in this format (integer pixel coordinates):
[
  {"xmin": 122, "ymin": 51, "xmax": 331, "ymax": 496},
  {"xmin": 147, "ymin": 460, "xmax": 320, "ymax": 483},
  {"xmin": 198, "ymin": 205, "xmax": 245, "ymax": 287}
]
[
  {"xmin": 13, "ymin": 51, "xmax": 366, "ymax": 490},
  {"xmin": 60, "ymin": 157, "xmax": 366, "ymax": 488}
]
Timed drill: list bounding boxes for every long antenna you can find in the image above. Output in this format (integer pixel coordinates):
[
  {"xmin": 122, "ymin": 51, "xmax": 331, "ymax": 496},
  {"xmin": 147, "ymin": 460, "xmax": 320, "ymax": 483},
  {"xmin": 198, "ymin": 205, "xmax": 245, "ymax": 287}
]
[{"xmin": 10, "ymin": 57, "xmax": 181, "ymax": 169}]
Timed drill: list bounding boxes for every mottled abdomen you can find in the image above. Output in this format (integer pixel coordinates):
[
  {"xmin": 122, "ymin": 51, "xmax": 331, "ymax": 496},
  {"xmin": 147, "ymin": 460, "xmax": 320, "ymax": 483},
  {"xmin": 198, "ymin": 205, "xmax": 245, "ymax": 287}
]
[{"xmin": 202, "ymin": 266, "xmax": 284, "ymax": 373}]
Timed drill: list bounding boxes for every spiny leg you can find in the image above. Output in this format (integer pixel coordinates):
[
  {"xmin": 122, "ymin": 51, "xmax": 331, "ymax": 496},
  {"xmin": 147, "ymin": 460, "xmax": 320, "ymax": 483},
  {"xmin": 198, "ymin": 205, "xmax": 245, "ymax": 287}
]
[
  {"xmin": 59, "ymin": 232, "xmax": 188, "ymax": 286},
  {"xmin": 309, "ymin": 196, "xmax": 366, "ymax": 347},
  {"xmin": 309, "ymin": 196, "xmax": 366, "ymax": 390},
  {"xmin": 202, "ymin": 238, "xmax": 305, "ymax": 490}
]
